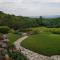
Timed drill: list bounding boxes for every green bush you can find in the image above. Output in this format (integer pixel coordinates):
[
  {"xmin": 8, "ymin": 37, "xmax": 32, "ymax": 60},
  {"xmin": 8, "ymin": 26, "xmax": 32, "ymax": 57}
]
[
  {"xmin": 8, "ymin": 51, "xmax": 27, "ymax": 60},
  {"xmin": 7, "ymin": 33, "xmax": 20, "ymax": 44},
  {"xmin": 9, "ymin": 29, "xmax": 16, "ymax": 33},
  {"xmin": 31, "ymin": 29, "xmax": 39, "ymax": 35},
  {"xmin": 0, "ymin": 26, "xmax": 10, "ymax": 34},
  {"xmin": 32, "ymin": 27, "xmax": 60, "ymax": 34},
  {"xmin": 49, "ymin": 28, "xmax": 60, "ymax": 34},
  {"xmin": 20, "ymin": 28, "xmax": 32, "ymax": 32}
]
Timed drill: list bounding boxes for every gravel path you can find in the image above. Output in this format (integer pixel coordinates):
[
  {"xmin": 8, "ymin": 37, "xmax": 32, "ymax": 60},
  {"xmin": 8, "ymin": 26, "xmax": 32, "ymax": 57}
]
[{"xmin": 14, "ymin": 36, "xmax": 60, "ymax": 60}]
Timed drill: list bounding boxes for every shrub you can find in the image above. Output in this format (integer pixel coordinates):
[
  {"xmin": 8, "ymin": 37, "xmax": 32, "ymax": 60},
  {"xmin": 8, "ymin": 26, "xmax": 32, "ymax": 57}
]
[
  {"xmin": 7, "ymin": 33, "xmax": 20, "ymax": 44},
  {"xmin": 31, "ymin": 29, "xmax": 39, "ymax": 35},
  {"xmin": 8, "ymin": 51, "xmax": 27, "ymax": 60},
  {"xmin": 9, "ymin": 29, "xmax": 16, "ymax": 33},
  {"xmin": 14, "ymin": 30, "xmax": 20, "ymax": 34},
  {"xmin": 49, "ymin": 28, "xmax": 60, "ymax": 34},
  {"xmin": 0, "ymin": 26, "xmax": 10, "ymax": 34},
  {"xmin": 19, "ymin": 28, "xmax": 32, "ymax": 32}
]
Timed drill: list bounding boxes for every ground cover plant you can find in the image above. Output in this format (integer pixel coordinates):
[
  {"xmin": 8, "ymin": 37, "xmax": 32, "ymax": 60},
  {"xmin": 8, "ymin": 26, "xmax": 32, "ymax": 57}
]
[
  {"xmin": 21, "ymin": 27, "xmax": 60, "ymax": 56},
  {"xmin": 8, "ymin": 51, "xmax": 27, "ymax": 60},
  {"xmin": 7, "ymin": 33, "xmax": 21, "ymax": 44}
]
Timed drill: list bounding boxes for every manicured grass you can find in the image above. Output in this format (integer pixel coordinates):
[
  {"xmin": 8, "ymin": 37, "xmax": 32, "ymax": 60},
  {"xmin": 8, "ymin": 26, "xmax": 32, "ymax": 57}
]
[
  {"xmin": 7, "ymin": 33, "xmax": 21, "ymax": 44},
  {"xmin": 21, "ymin": 33, "xmax": 60, "ymax": 56}
]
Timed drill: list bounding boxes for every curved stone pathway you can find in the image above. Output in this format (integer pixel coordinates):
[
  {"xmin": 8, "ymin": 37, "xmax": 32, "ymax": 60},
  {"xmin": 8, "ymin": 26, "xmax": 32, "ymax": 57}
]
[{"xmin": 14, "ymin": 36, "xmax": 60, "ymax": 60}]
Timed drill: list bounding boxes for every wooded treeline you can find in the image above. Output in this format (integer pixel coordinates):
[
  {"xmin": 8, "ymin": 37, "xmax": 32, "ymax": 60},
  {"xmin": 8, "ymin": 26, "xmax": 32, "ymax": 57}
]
[{"xmin": 0, "ymin": 11, "xmax": 60, "ymax": 30}]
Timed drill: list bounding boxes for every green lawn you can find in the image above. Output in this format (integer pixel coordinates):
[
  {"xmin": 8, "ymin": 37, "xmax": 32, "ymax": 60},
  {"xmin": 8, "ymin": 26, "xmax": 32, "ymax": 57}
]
[
  {"xmin": 21, "ymin": 32, "xmax": 60, "ymax": 56},
  {"xmin": 7, "ymin": 33, "xmax": 21, "ymax": 44}
]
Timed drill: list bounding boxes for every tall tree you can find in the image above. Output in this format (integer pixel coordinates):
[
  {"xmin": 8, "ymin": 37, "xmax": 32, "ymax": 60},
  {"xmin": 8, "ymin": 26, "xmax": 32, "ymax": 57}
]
[{"xmin": 40, "ymin": 16, "xmax": 43, "ymax": 26}]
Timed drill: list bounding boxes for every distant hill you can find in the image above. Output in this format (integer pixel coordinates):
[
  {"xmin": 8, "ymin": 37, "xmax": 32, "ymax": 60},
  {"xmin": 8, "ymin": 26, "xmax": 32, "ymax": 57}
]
[
  {"xmin": 43, "ymin": 15, "xmax": 60, "ymax": 18},
  {"xmin": 30, "ymin": 15, "xmax": 60, "ymax": 18}
]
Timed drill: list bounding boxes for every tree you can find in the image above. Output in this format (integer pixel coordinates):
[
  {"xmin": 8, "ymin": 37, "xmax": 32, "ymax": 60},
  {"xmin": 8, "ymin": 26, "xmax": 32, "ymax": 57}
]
[{"xmin": 40, "ymin": 16, "xmax": 43, "ymax": 26}]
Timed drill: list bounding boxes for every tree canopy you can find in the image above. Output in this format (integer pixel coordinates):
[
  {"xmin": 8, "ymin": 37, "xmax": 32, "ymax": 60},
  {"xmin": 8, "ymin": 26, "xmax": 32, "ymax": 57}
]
[{"xmin": 0, "ymin": 11, "xmax": 60, "ymax": 31}]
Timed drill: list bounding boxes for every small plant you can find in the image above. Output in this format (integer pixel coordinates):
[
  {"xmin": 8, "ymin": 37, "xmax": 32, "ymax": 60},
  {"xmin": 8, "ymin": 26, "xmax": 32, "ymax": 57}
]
[
  {"xmin": 8, "ymin": 51, "xmax": 27, "ymax": 60},
  {"xmin": 31, "ymin": 29, "xmax": 39, "ymax": 35},
  {"xmin": 49, "ymin": 28, "xmax": 60, "ymax": 34},
  {"xmin": 9, "ymin": 29, "xmax": 16, "ymax": 33},
  {"xmin": 0, "ymin": 26, "xmax": 10, "ymax": 34}
]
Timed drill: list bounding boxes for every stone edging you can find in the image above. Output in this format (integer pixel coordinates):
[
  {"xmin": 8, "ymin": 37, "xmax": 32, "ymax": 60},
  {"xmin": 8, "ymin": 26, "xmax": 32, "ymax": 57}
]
[{"xmin": 14, "ymin": 36, "xmax": 60, "ymax": 60}]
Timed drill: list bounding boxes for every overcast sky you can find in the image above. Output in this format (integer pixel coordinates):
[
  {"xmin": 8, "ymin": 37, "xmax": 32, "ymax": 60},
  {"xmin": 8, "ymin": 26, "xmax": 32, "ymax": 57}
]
[{"xmin": 0, "ymin": 0, "xmax": 60, "ymax": 16}]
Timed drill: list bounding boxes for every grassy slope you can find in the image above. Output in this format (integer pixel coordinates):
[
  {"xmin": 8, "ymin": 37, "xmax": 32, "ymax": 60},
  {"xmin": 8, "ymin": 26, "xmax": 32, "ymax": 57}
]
[
  {"xmin": 21, "ymin": 31, "xmax": 60, "ymax": 56},
  {"xmin": 7, "ymin": 33, "xmax": 20, "ymax": 44}
]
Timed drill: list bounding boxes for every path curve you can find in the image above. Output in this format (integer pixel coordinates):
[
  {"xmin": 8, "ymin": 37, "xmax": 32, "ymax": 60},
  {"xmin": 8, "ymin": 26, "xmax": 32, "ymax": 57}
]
[{"xmin": 14, "ymin": 36, "xmax": 60, "ymax": 60}]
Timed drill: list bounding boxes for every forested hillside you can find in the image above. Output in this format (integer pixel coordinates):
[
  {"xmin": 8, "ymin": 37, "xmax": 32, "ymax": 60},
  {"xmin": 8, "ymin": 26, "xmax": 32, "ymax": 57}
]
[{"xmin": 0, "ymin": 11, "xmax": 60, "ymax": 31}]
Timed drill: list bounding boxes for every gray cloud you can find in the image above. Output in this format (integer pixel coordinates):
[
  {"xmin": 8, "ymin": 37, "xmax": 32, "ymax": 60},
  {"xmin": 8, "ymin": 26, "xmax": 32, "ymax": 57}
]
[
  {"xmin": 0, "ymin": 0, "xmax": 60, "ymax": 16},
  {"xmin": 48, "ymin": 0, "xmax": 60, "ymax": 3}
]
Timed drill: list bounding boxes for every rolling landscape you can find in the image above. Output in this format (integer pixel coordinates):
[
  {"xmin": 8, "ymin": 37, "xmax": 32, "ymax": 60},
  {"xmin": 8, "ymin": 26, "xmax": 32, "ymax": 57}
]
[
  {"xmin": 0, "ymin": 0, "xmax": 60, "ymax": 60},
  {"xmin": 0, "ymin": 11, "xmax": 60, "ymax": 60}
]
